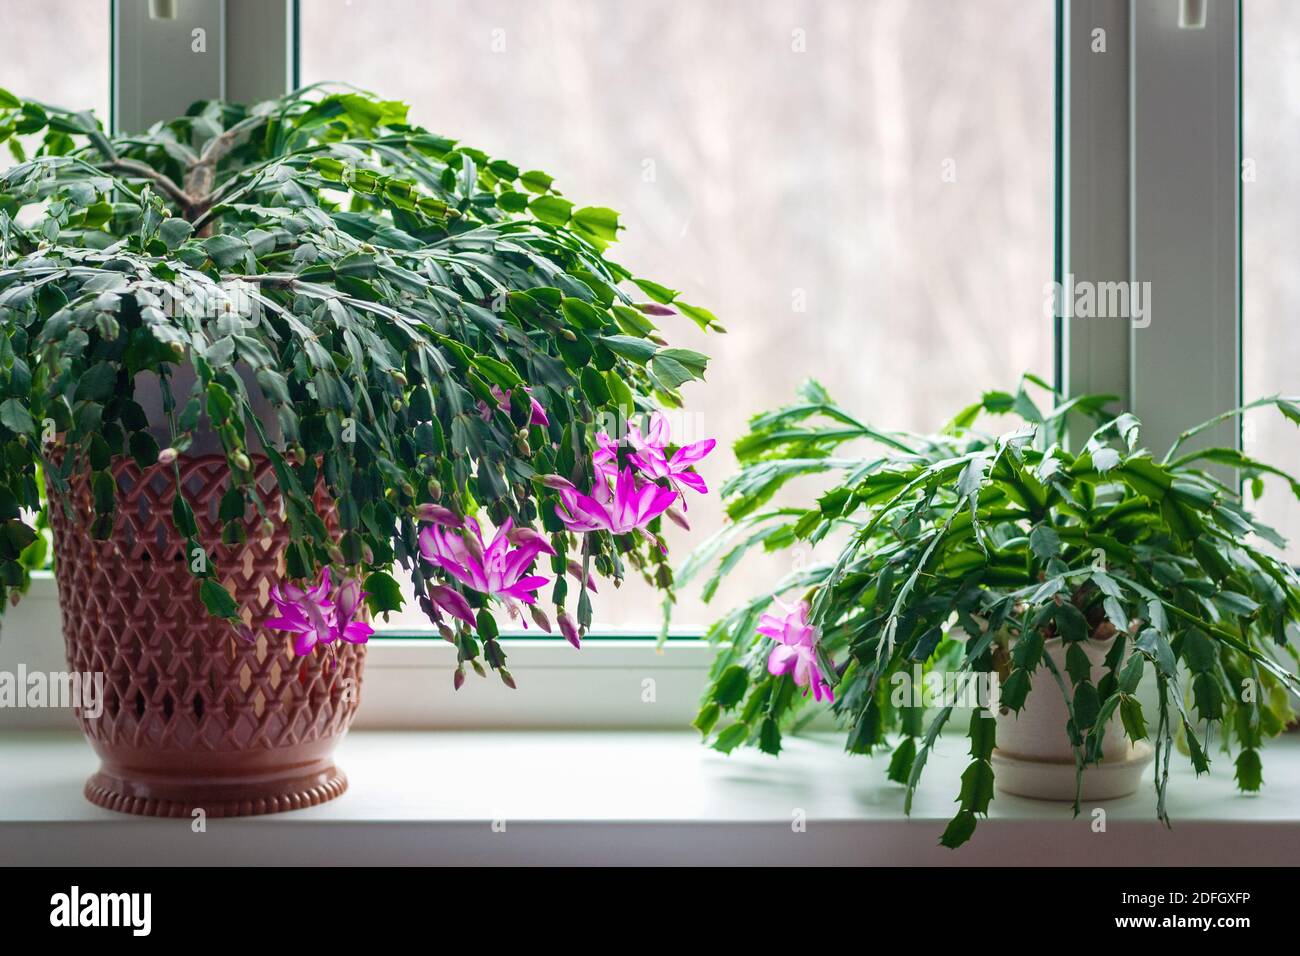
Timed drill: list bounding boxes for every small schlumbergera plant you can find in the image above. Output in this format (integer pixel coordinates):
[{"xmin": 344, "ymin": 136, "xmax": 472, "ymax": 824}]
[
  {"xmin": 0, "ymin": 84, "xmax": 716, "ymax": 685},
  {"xmin": 683, "ymin": 375, "xmax": 1300, "ymax": 847}
]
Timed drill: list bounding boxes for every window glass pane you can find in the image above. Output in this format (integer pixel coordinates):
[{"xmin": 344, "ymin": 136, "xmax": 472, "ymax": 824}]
[
  {"xmin": 1244, "ymin": 0, "xmax": 1300, "ymax": 563},
  {"xmin": 0, "ymin": 0, "xmax": 110, "ymax": 164},
  {"xmin": 302, "ymin": 0, "xmax": 1055, "ymax": 630}
]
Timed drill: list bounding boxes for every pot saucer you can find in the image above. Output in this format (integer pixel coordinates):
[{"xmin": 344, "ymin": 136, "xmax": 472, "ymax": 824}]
[{"xmin": 991, "ymin": 741, "xmax": 1154, "ymax": 801}]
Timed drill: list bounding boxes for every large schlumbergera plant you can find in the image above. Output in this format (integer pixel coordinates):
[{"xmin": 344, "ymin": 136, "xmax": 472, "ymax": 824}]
[
  {"xmin": 684, "ymin": 375, "xmax": 1300, "ymax": 847},
  {"xmin": 0, "ymin": 85, "xmax": 716, "ymax": 683}
]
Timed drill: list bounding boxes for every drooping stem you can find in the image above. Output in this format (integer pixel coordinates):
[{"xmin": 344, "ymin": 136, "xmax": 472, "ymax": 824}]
[
  {"xmin": 96, "ymin": 159, "xmax": 194, "ymax": 215},
  {"xmin": 182, "ymin": 115, "xmax": 268, "ymax": 230}
]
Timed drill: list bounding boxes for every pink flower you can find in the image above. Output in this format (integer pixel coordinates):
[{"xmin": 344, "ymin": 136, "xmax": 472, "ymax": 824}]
[
  {"xmin": 332, "ymin": 574, "xmax": 375, "ymax": 645},
  {"xmin": 628, "ymin": 411, "xmax": 715, "ymax": 502},
  {"xmin": 419, "ymin": 516, "xmax": 553, "ymax": 617},
  {"xmin": 594, "ymin": 412, "xmax": 714, "ymax": 507},
  {"xmin": 759, "ymin": 597, "xmax": 834, "ymax": 703},
  {"xmin": 477, "ymin": 384, "xmax": 549, "ymax": 427},
  {"xmin": 554, "ymin": 465, "xmax": 678, "ymax": 538},
  {"xmin": 267, "ymin": 567, "xmax": 374, "ymax": 656}
]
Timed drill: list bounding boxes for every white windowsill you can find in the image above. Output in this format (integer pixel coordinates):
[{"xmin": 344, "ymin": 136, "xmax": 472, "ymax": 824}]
[{"xmin": 2, "ymin": 729, "xmax": 1298, "ymax": 865}]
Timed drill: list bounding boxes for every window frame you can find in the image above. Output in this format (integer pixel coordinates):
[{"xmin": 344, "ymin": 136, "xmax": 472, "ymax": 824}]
[{"xmin": 22, "ymin": 0, "xmax": 1235, "ymax": 728}]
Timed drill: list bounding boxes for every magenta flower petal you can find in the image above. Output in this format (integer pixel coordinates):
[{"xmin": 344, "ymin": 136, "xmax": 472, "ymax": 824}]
[
  {"xmin": 341, "ymin": 621, "xmax": 374, "ymax": 644},
  {"xmin": 672, "ymin": 471, "xmax": 709, "ymax": 496},
  {"xmin": 670, "ymin": 438, "xmax": 716, "ymax": 468},
  {"xmin": 528, "ymin": 395, "xmax": 550, "ymax": 427},
  {"xmin": 645, "ymin": 412, "xmax": 671, "ymax": 448},
  {"xmin": 499, "ymin": 574, "xmax": 549, "ymax": 603},
  {"xmin": 265, "ymin": 615, "xmax": 304, "ymax": 633},
  {"xmin": 768, "ymin": 644, "xmax": 800, "ymax": 676},
  {"xmin": 334, "ymin": 578, "xmax": 364, "ymax": 621},
  {"xmin": 811, "ymin": 668, "xmax": 835, "ymax": 704},
  {"xmin": 556, "ymin": 488, "xmax": 613, "ymax": 533}
]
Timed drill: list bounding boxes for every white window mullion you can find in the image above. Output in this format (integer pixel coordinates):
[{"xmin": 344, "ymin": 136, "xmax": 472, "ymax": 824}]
[
  {"xmin": 112, "ymin": 0, "xmax": 294, "ymax": 135},
  {"xmin": 1129, "ymin": 0, "xmax": 1241, "ymax": 456},
  {"xmin": 1061, "ymin": 0, "xmax": 1240, "ymax": 459},
  {"xmin": 1060, "ymin": 0, "xmax": 1132, "ymax": 417}
]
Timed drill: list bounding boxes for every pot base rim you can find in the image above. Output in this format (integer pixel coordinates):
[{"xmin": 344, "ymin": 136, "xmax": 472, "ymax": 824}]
[{"xmin": 84, "ymin": 765, "xmax": 349, "ymax": 818}]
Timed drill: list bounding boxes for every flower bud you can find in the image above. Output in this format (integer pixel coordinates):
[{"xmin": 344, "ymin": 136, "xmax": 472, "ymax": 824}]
[
  {"xmin": 558, "ymin": 612, "xmax": 581, "ymax": 649},
  {"xmin": 541, "ymin": 474, "xmax": 575, "ymax": 491},
  {"xmin": 528, "ymin": 605, "xmax": 552, "ymax": 633},
  {"xmin": 499, "ymin": 668, "xmax": 517, "ymax": 690},
  {"xmin": 232, "ymin": 451, "xmax": 252, "ymax": 472},
  {"xmin": 471, "ymin": 659, "xmax": 486, "ymax": 678},
  {"xmin": 427, "ymin": 479, "xmax": 442, "ymax": 500},
  {"xmin": 665, "ymin": 506, "xmax": 690, "ymax": 531},
  {"xmin": 567, "ymin": 561, "xmax": 597, "ymax": 592},
  {"xmin": 157, "ymin": 447, "xmax": 178, "ymax": 466},
  {"xmin": 508, "ymin": 525, "xmax": 555, "ymax": 554},
  {"xmin": 453, "ymin": 666, "xmax": 466, "ymax": 691},
  {"xmin": 417, "ymin": 502, "xmax": 460, "ymax": 526}
]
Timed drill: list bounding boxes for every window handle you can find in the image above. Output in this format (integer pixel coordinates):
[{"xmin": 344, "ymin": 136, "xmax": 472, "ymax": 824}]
[{"xmin": 1179, "ymin": 0, "xmax": 1207, "ymax": 30}]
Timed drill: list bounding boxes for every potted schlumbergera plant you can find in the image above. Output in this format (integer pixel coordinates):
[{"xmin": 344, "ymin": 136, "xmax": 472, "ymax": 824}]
[
  {"xmin": 0, "ymin": 85, "xmax": 715, "ymax": 816},
  {"xmin": 682, "ymin": 375, "xmax": 1300, "ymax": 848}
]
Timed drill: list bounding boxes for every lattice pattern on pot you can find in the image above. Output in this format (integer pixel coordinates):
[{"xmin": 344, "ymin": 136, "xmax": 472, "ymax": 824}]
[{"xmin": 49, "ymin": 455, "xmax": 365, "ymax": 752}]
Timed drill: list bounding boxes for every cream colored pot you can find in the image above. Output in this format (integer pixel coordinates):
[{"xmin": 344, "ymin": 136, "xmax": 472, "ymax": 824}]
[{"xmin": 993, "ymin": 636, "xmax": 1152, "ymax": 801}]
